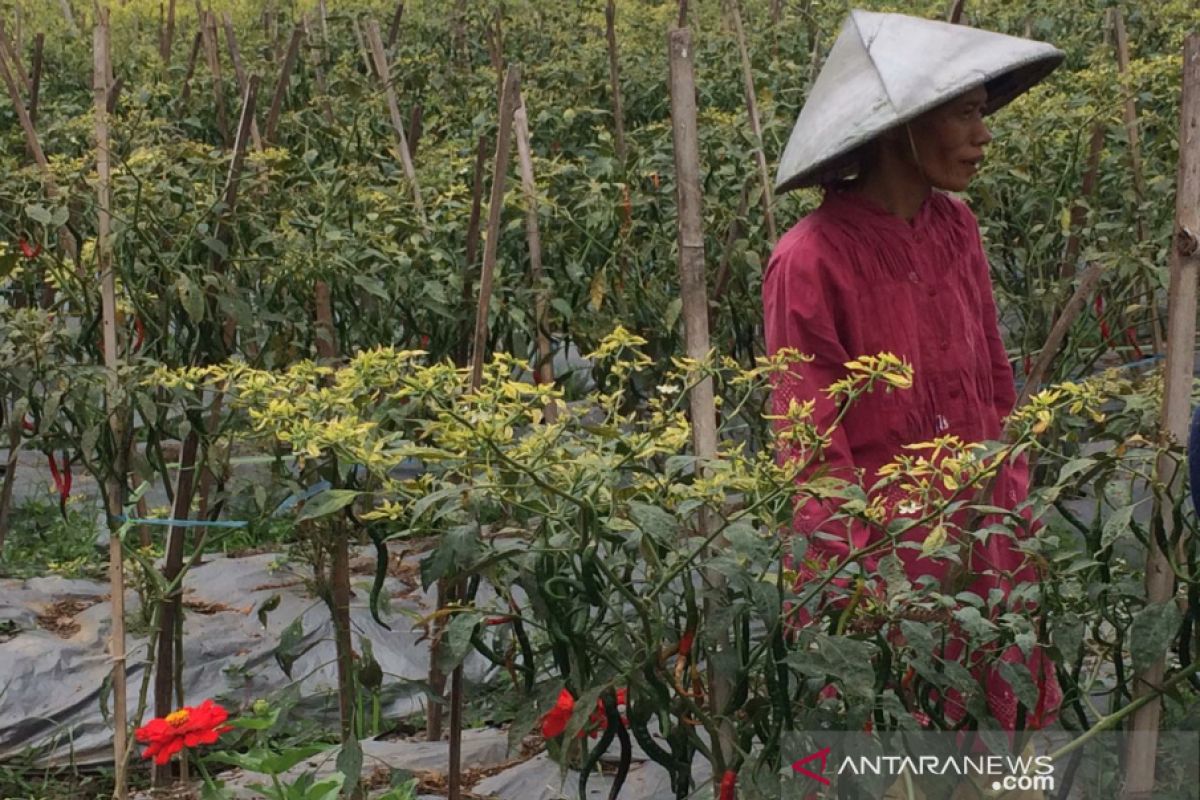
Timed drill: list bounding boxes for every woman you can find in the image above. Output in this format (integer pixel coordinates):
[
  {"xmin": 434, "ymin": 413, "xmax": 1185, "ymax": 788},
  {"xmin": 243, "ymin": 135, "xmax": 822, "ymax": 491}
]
[{"xmin": 764, "ymin": 10, "xmax": 1063, "ymax": 734}]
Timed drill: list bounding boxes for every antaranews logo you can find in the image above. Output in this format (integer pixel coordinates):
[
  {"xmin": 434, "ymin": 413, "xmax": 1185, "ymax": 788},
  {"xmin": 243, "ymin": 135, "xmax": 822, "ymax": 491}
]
[{"xmin": 790, "ymin": 747, "xmax": 1055, "ymax": 794}]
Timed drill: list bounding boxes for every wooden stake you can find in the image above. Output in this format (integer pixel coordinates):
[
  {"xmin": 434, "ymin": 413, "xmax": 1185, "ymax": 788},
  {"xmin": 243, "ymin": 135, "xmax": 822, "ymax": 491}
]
[
  {"xmin": 1060, "ymin": 122, "xmax": 1105, "ymax": 282},
  {"xmin": 350, "ymin": 17, "xmax": 374, "ymax": 77},
  {"xmin": 407, "ymin": 103, "xmax": 423, "ymax": 158},
  {"xmin": 179, "ymin": 31, "xmax": 201, "ymax": 104},
  {"xmin": 1125, "ymin": 33, "xmax": 1200, "ymax": 798},
  {"xmin": 263, "ymin": 26, "xmax": 302, "ymax": 145},
  {"xmin": 364, "ymin": 19, "xmax": 426, "ymax": 222},
  {"xmin": 0, "ymin": 22, "xmax": 31, "ymax": 97},
  {"xmin": 470, "ymin": 66, "xmax": 521, "ymax": 389},
  {"xmin": 513, "ymin": 97, "xmax": 556, "ymax": 419},
  {"xmin": 300, "ymin": 16, "xmax": 336, "ymax": 128},
  {"xmin": 457, "ymin": 134, "xmax": 489, "ymax": 368},
  {"xmin": 152, "ymin": 430, "xmax": 199, "ymax": 787},
  {"xmin": 221, "ymin": 13, "xmax": 263, "ymax": 152},
  {"xmin": 604, "ymin": 1, "xmax": 627, "ymax": 166},
  {"xmin": 668, "ymin": 24, "xmax": 731, "ymax": 774},
  {"xmin": 946, "ymin": 0, "xmax": 966, "ymax": 24},
  {"xmin": 1014, "ymin": 263, "xmax": 1105, "ymax": 411},
  {"xmin": 29, "ymin": 33, "xmax": 43, "ymax": 125},
  {"xmin": 1111, "ymin": 7, "xmax": 1165, "ymax": 355},
  {"xmin": 386, "ymin": 1, "xmax": 404, "ymax": 50},
  {"xmin": 198, "ymin": 12, "xmax": 230, "ymax": 146},
  {"xmin": 161, "ymin": 0, "xmax": 176, "ymax": 63},
  {"xmin": 60, "ymin": 0, "xmax": 80, "ymax": 37},
  {"xmin": 729, "ymin": 0, "xmax": 777, "ymax": 246},
  {"xmin": 95, "ymin": 13, "xmax": 128, "ymax": 799}
]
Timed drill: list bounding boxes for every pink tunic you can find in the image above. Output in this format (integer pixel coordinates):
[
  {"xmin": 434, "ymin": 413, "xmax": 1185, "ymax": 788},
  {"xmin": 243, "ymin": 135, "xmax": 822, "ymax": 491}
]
[{"xmin": 763, "ymin": 189, "xmax": 1060, "ymax": 729}]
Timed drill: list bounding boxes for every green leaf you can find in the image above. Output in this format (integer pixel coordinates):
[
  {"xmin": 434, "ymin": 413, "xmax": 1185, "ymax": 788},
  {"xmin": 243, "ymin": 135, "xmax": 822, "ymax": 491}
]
[
  {"xmin": 274, "ymin": 616, "xmax": 317, "ymax": 678},
  {"xmin": 336, "ymin": 739, "xmax": 363, "ymax": 797},
  {"xmin": 1130, "ymin": 601, "xmax": 1182, "ymax": 672},
  {"xmin": 297, "ymin": 489, "xmax": 359, "ymax": 521},
  {"xmin": 176, "ymin": 275, "xmax": 206, "ymax": 324},
  {"xmin": 304, "ymin": 773, "xmax": 346, "ymax": 800},
  {"xmin": 789, "ymin": 634, "xmax": 877, "ymax": 700},
  {"xmin": 1100, "ymin": 504, "xmax": 1135, "ymax": 549},
  {"xmin": 24, "ymin": 203, "xmax": 52, "ymax": 225},
  {"xmin": 437, "ymin": 610, "xmax": 483, "ymax": 672},
  {"xmin": 628, "ymin": 501, "xmax": 678, "ymax": 544}
]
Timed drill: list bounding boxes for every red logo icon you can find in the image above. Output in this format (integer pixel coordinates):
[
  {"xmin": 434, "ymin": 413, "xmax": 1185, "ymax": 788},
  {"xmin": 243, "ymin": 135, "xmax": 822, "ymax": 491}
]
[{"xmin": 791, "ymin": 746, "xmax": 832, "ymax": 785}]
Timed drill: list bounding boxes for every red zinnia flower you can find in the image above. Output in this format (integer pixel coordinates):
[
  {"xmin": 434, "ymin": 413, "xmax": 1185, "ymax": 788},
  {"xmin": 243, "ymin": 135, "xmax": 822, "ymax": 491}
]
[
  {"xmin": 540, "ymin": 689, "xmax": 575, "ymax": 738},
  {"xmin": 135, "ymin": 699, "xmax": 232, "ymax": 765}
]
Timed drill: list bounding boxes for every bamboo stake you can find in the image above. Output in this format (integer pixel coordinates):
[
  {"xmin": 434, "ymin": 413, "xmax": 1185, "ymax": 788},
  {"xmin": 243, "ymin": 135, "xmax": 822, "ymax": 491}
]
[
  {"xmin": 946, "ymin": 0, "xmax": 966, "ymax": 24},
  {"xmin": 0, "ymin": 40, "xmax": 76, "ymax": 262},
  {"xmin": 513, "ymin": 97, "xmax": 556, "ymax": 419},
  {"xmin": 95, "ymin": 13, "xmax": 128, "ymax": 799},
  {"xmin": 604, "ymin": 0, "xmax": 627, "ymax": 166},
  {"xmin": 1125, "ymin": 33, "xmax": 1200, "ymax": 799},
  {"xmin": 263, "ymin": 26, "xmax": 303, "ymax": 145},
  {"xmin": 350, "ymin": 17, "xmax": 374, "ymax": 77},
  {"xmin": 198, "ymin": 12, "xmax": 230, "ymax": 146},
  {"xmin": 0, "ymin": 22, "xmax": 31, "ymax": 97},
  {"xmin": 1111, "ymin": 7, "xmax": 1165, "ymax": 355},
  {"xmin": 729, "ymin": 0, "xmax": 777, "ymax": 246},
  {"xmin": 364, "ymin": 19, "xmax": 426, "ymax": 223},
  {"xmin": 0, "ymin": 402, "xmax": 21, "ymax": 550},
  {"xmin": 457, "ymin": 135, "xmax": 489, "ymax": 368},
  {"xmin": 179, "ymin": 31, "xmax": 201, "ymax": 104},
  {"xmin": 668, "ymin": 24, "xmax": 732, "ymax": 774},
  {"xmin": 317, "ymin": 0, "xmax": 328, "ymax": 42},
  {"xmin": 221, "ymin": 13, "xmax": 263, "ymax": 152},
  {"xmin": 29, "ymin": 33, "xmax": 43, "ymax": 125}
]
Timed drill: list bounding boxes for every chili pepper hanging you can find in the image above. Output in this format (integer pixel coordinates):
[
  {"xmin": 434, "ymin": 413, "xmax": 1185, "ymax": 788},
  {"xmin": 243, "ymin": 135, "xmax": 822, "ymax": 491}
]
[{"xmin": 47, "ymin": 450, "xmax": 72, "ymax": 517}]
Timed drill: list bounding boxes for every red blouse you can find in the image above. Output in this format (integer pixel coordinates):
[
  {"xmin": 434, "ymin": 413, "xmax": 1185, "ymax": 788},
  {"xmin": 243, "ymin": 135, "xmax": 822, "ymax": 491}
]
[{"xmin": 763, "ymin": 188, "xmax": 1060, "ymax": 728}]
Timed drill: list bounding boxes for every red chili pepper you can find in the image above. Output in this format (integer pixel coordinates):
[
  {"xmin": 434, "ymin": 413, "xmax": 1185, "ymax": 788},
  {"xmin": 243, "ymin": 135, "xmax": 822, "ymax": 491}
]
[
  {"xmin": 484, "ymin": 616, "xmax": 509, "ymax": 626},
  {"xmin": 132, "ymin": 316, "xmax": 146, "ymax": 353},
  {"xmin": 1094, "ymin": 295, "xmax": 1115, "ymax": 347},
  {"xmin": 678, "ymin": 629, "xmax": 695, "ymax": 657},
  {"xmin": 1124, "ymin": 327, "xmax": 1145, "ymax": 360},
  {"xmin": 47, "ymin": 451, "xmax": 72, "ymax": 513},
  {"xmin": 719, "ymin": 770, "xmax": 737, "ymax": 800},
  {"xmin": 22, "ymin": 416, "xmax": 36, "ymax": 432},
  {"xmin": 19, "ymin": 239, "xmax": 42, "ymax": 259},
  {"xmin": 1022, "ymin": 353, "xmax": 1032, "ymax": 377}
]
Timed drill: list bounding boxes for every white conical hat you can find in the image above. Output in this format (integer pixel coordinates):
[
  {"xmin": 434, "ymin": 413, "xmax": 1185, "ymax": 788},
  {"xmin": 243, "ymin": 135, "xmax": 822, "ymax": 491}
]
[{"xmin": 774, "ymin": 10, "xmax": 1064, "ymax": 193}]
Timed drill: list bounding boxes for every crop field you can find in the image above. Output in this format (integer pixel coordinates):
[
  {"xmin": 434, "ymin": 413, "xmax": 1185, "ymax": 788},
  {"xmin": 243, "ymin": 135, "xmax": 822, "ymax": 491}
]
[{"xmin": 1, "ymin": 0, "xmax": 1199, "ymax": 798}]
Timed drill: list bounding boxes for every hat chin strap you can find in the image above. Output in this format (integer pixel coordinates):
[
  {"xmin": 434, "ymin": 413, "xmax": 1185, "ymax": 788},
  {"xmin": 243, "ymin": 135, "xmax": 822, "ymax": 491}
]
[{"xmin": 904, "ymin": 123, "xmax": 932, "ymax": 186}]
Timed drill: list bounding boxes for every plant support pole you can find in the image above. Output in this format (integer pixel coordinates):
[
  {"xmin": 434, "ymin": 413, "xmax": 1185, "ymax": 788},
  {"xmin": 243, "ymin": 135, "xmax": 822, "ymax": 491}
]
[
  {"xmin": 364, "ymin": 19, "xmax": 425, "ymax": 223},
  {"xmin": 95, "ymin": 13, "xmax": 128, "ymax": 799},
  {"xmin": 729, "ymin": 0, "xmax": 777, "ymax": 246},
  {"xmin": 668, "ymin": 24, "xmax": 732, "ymax": 775},
  {"xmin": 1125, "ymin": 32, "xmax": 1200, "ymax": 798},
  {"xmin": 513, "ymin": 95, "xmax": 556, "ymax": 419}
]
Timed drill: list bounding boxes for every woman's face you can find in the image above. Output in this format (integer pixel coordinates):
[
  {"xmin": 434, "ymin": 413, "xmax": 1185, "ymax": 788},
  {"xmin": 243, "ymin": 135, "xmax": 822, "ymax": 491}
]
[{"xmin": 906, "ymin": 86, "xmax": 993, "ymax": 192}]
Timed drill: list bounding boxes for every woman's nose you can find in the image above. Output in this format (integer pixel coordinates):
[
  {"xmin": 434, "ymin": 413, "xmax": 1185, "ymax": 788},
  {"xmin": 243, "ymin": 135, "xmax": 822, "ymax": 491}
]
[{"xmin": 973, "ymin": 120, "xmax": 993, "ymax": 147}]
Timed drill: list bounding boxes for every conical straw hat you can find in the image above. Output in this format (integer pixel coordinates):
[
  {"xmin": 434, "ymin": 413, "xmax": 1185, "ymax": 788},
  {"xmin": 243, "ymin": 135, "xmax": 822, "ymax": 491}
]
[{"xmin": 774, "ymin": 10, "xmax": 1064, "ymax": 193}]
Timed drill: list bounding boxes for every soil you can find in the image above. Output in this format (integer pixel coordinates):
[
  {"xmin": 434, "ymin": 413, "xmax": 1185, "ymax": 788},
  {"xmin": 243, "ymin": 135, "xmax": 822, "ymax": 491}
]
[{"xmin": 35, "ymin": 596, "xmax": 102, "ymax": 638}]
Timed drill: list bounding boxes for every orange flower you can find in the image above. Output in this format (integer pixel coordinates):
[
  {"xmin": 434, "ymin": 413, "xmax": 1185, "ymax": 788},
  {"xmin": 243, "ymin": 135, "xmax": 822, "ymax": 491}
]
[
  {"xmin": 135, "ymin": 699, "xmax": 232, "ymax": 765},
  {"xmin": 540, "ymin": 689, "xmax": 575, "ymax": 738}
]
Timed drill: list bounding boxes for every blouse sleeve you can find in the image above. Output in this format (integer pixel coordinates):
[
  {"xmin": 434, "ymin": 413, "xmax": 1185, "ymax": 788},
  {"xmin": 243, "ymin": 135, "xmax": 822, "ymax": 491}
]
[{"xmin": 763, "ymin": 235, "xmax": 873, "ymax": 561}]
